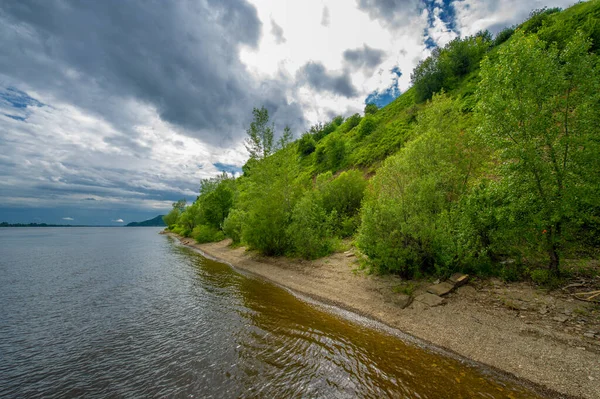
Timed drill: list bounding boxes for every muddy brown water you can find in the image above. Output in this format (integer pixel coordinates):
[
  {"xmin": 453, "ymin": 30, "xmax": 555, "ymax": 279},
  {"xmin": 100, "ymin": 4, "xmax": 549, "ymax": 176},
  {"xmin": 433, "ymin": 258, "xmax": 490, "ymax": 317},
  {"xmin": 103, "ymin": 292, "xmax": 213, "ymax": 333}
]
[{"xmin": 0, "ymin": 228, "xmax": 544, "ymax": 398}]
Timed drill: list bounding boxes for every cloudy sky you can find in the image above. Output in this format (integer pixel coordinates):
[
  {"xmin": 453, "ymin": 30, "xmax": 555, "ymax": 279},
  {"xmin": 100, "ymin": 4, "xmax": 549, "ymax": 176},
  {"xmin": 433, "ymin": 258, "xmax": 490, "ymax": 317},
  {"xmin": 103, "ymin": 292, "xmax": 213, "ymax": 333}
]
[{"xmin": 0, "ymin": 0, "xmax": 576, "ymax": 225}]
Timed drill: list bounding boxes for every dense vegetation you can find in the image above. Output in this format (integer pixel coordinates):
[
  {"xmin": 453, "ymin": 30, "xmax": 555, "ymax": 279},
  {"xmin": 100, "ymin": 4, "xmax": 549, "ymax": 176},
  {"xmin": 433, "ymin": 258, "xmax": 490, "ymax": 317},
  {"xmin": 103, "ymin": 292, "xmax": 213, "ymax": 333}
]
[{"xmin": 166, "ymin": 2, "xmax": 600, "ymax": 282}]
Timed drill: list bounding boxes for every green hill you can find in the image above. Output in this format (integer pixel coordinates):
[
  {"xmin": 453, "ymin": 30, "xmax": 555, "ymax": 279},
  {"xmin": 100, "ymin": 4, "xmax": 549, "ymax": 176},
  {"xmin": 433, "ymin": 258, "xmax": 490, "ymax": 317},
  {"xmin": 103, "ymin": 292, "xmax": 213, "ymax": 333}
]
[
  {"xmin": 165, "ymin": 1, "xmax": 600, "ymax": 281},
  {"xmin": 126, "ymin": 215, "xmax": 166, "ymax": 227}
]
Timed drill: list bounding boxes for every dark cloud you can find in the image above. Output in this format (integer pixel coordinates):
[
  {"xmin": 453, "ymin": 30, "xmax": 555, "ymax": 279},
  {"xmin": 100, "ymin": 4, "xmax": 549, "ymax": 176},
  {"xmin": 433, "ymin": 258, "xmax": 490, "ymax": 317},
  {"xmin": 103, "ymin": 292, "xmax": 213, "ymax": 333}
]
[
  {"xmin": 343, "ymin": 44, "xmax": 386, "ymax": 74},
  {"xmin": 321, "ymin": 6, "xmax": 330, "ymax": 26},
  {"xmin": 0, "ymin": 0, "xmax": 305, "ymax": 146},
  {"xmin": 271, "ymin": 18, "xmax": 286, "ymax": 44},
  {"xmin": 356, "ymin": 0, "xmax": 421, "ymax": 27},
  {"xmin": 296, "ymin": 62, "xmax": 358, "ymax": 98}
]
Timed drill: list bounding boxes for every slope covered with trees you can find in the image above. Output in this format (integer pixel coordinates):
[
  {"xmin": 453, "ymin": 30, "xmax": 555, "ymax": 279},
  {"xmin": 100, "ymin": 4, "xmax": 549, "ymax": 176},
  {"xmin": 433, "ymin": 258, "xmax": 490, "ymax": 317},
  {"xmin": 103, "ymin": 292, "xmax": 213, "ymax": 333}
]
[{"xmin": 166, "ymin": 1, "xmax": 600, "ymax": 283}]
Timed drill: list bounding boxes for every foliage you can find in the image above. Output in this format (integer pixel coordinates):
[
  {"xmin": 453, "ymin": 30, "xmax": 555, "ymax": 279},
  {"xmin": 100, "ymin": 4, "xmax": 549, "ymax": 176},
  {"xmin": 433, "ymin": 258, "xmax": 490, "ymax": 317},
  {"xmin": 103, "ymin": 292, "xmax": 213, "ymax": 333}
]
[
  {"xmin": 358, "ymin": 93, "xmax": 487, "ymax": 276},
  {"xmin": 245, "ymin": 106, "xmax": 274, "ymax": 159},
  {"xmin": 357, "ymin": 115, "xmax": 377, "ymax": 138},
  {"xmin": 364, "ymin": 103, "xmax": 379, "ymax": 115},
  {"xmin": 195, "ymin": 173, "xmax": 235, "ymax": 229},
  {"xmin": 222, "ymin": 209, "xmax": 246, "ymax": 244},
  {"xmin": 297, "ymin": 132, "xmax": 316, "ymax": 156},
  {"xmin": 319, "ymin": 170, "xmax": 367, "ymax": 237},
  {"xmin": 287, "ymin": 191, "xmax": 336, "ymax": 259},
  {"xmin": 493, "ymin": 27, "xmax": 515, "ymax": 46},
  {"xmin": 163, "ymin": 199, "xmax": 186, "ymax": 228},
  {"xmin": 239, "ymin": 146, "xmax": 302, "ymax": 255},
  {"xmin": 192, "ymin": 224, "xmax": 225, "ymax": 244},
  {"xmin": 411, "ymin": 32, "xmax": 492, "ymax": 103},
  {"xmin": 477, "ymin": 30, "xmax": 600, "ymax": 275}
]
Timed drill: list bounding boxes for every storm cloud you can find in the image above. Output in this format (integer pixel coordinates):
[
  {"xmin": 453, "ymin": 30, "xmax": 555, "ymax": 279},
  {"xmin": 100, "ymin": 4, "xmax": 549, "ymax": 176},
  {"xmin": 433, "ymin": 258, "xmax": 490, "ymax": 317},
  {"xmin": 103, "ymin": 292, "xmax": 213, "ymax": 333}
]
[
  {"xmin": 356, "ymin": 0, "xmax": 422, "ymax": 27},
  {"xmin": 343, "ymin": 45, "xmax": 386, "ymax": 75},
  {"xmin": 0, "ymin": 0, "xmax": 303, "ymax": 146},
  {"xmin": 296, "ymin": 62, "xmax": 358, "ymax": 98}
]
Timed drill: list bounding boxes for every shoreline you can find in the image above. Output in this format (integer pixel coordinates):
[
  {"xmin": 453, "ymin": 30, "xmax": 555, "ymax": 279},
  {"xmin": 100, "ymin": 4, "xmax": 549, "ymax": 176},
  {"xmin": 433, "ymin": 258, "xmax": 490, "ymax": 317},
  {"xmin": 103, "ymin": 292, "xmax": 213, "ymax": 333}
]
[{"xmin": 166, "ymin": 232, "xmax": 599, "ymax": 399}]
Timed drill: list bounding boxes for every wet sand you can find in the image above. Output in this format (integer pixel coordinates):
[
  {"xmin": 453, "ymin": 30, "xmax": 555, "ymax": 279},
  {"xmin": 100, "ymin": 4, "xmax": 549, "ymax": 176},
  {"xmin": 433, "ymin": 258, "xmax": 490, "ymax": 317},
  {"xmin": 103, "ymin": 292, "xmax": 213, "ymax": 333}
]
[{"xmin": 168, "ymin": 233, "xmax": 600, "ymax": 399}]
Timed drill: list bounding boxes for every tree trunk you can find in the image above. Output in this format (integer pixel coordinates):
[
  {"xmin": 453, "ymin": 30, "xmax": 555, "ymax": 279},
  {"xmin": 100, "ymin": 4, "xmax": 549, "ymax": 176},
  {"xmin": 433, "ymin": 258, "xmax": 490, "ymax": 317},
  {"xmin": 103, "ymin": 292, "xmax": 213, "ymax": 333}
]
[{"xmin": 547, "ymin": 223, "xmax": 561, "ymax": 277}]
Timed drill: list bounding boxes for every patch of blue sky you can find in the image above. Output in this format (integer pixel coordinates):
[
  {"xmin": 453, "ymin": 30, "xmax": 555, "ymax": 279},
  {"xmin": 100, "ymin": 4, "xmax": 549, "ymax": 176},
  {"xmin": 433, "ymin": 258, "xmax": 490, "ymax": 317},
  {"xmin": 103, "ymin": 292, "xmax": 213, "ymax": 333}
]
[
  {"xmin": 3, "ymin": 113, "xmax": 26, "ymax": 121},
  {"xmin": 213, "ymin": 162, "xmax": 242, "ymax": 175},
  {"xmin": 365, "ymin": 67, "xmax": 402, "ymax": 108},
  {"xmin": 0, "ymin": 87, "xmax": 45, "ymax": 122},
  {"xmin": 422, "ymin": 0, "xmax": 458, "ymax": 49},
  {"xmin": 1, "ymin": 87, "xmax": 44, "ymax": 108}
]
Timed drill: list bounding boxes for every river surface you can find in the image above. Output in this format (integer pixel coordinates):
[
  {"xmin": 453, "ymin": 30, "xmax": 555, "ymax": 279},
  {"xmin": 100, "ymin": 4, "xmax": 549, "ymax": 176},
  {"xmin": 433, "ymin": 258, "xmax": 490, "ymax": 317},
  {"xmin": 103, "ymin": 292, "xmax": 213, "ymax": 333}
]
[{"xmin": 0, "ymin": 228, "xmax": 543, "ymax": 398}]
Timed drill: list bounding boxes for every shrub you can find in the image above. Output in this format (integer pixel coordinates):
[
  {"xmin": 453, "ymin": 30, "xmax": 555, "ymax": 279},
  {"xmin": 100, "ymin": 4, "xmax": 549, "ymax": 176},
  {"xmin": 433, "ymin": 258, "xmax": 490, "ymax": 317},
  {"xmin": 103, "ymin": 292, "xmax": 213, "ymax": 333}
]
[
  {"xmin": 357, "ymin": 115, "xmax": 377, "ymax": 138},
  {"xmin": 297, "ymin": 133, "xmax": 316, "ymax": 156},
  {"xmin": 319, "ymin": 169, "xmax": 367, "ymax": 237},
  {"xmin": 364, "ymin": 103, "xmax": 379, "ymax": 115},
  {"xmin": 340, "ymin": 113, "xmax": 362, "ymax": 133},
  {"xmin": 192, "ymin": 224, "xmax": 225, "ymax": 244},
  {"xmin": 287, "ymin": 192, "xmax": 335, "ymax": 259},
  {"xmin": 222, "ymin": 209, "xmax": 246, "ymax": 244}
]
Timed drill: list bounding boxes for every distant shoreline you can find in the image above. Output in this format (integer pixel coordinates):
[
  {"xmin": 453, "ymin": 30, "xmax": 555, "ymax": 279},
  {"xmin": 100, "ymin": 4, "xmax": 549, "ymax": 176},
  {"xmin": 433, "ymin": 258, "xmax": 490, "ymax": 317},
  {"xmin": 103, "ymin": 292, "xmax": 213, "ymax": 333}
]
[{"xmin": 0, "ymin": 223, "xmax": 157, "ymax": 227}]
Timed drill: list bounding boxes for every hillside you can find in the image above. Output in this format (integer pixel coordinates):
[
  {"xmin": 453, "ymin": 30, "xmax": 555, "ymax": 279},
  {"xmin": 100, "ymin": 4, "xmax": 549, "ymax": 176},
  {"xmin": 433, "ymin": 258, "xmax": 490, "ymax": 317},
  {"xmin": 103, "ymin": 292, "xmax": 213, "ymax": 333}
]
[
  {"xmin": 126, "ymin": 215, "xmax": 166, "ymax": 227},
  {"xmin": 165, "ymin": 1, "xmax": 600, "ymax": 282}
]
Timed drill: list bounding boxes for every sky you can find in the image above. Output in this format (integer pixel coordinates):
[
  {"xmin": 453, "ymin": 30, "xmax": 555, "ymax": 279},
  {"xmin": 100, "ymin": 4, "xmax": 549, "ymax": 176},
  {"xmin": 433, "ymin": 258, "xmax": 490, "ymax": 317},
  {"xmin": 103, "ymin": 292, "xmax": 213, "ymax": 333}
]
[{"xmin": 0, "ymin": 0, "xmax": 577, "ymax": 225}]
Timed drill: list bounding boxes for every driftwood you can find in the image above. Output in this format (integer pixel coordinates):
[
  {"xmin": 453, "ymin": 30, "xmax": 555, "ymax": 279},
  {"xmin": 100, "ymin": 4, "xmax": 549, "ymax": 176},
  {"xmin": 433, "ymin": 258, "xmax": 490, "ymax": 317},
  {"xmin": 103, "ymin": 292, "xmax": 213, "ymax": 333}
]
[{"xmin": 574, "ymin": 290, "xmax": 600, "ymax": 302}]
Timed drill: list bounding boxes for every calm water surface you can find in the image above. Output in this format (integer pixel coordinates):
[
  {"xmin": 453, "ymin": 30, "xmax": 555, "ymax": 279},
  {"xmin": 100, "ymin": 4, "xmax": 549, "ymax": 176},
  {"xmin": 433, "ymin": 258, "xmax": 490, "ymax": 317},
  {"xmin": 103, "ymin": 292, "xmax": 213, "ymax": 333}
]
[{"xmin": 0, "ymin": 228, "xmax": 543, "ymax": 398}]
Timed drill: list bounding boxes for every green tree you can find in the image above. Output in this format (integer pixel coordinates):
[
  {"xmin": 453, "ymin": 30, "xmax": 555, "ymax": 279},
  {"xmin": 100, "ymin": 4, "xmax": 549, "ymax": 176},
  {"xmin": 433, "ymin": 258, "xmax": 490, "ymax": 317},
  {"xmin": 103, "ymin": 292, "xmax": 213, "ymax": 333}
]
[
  {"xmin": 238, "ymin": 146, "xmax": 303, "ymax": 255},
  {"xmin": 477, "ymin": 31, "xmax": 600, "ymax": 275},
  {"xmin": 245, "ymin": 106, "xmax": 274, "ymax": 159},
  {"xmin": 364, "ymin": 103, "xmax": 379, "ymax": 115},
  {"xmin": 277, "ymin": 125, "xmax": 294, "ymax": 150},
  {"xmin": 297, "ymin": 132, "xmax": 316, "ymax": 156},
  {"xmin": 163, "ymin": 199, "xmax": 186, "ymax": 228}
]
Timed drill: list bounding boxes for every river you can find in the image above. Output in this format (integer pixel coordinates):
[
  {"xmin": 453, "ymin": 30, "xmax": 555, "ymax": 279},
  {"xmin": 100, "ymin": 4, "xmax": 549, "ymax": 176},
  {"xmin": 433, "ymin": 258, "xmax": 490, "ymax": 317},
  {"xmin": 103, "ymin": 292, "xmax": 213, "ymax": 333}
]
[{"xmin": 0, "ymin": 227, "xmax": 543, "ymax": 398}]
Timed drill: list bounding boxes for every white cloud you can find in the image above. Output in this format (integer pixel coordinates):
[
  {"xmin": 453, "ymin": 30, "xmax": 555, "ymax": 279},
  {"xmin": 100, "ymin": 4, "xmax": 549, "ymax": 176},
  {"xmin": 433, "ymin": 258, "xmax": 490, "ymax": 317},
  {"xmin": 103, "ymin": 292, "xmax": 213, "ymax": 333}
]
[
  {"xmin": 113, "ymin": 219, "xmax": 124, "ymax": 223},
  {"xmin": 62, "ymin": 217, "xmax": 74, "ymax": 221}
]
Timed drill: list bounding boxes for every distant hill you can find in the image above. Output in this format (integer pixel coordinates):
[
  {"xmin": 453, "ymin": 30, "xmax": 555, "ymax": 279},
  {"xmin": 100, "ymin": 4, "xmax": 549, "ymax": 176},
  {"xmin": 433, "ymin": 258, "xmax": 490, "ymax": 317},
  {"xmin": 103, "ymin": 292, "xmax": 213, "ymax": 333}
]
[{"xmin": 126, "ymin": 215, "xmax": 166, "ymax": 227}]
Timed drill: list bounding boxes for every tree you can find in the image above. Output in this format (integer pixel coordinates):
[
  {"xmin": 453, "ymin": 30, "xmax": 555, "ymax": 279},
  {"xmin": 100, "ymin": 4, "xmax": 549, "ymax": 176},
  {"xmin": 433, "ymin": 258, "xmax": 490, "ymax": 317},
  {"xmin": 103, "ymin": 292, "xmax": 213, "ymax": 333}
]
[
  {"xmin": 277, "ymin": 125, "xmax": 293, "ymax": 150},
  {"xmin": 163, "ymin": 199, "xmax": 187, "ymax": 228},
  {"xmin": 245, "ymin": 106, "xmax": 274, "ymax": 159},
  {"xmin": 364, "ymin": 103, "xmax": 378, "ymax": 115},
  {"xmin": 477, "ymin": 31, "xmax": 600, "ymax": 276},
  {"xmin": 297, "ymin": 132, "xmax": 316, "ymax": 156}
]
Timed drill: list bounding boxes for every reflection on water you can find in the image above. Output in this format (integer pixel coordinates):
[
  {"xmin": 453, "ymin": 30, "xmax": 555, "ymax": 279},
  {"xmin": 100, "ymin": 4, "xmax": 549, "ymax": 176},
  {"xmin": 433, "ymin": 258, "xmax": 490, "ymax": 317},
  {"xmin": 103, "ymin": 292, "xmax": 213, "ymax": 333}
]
[{"xmin": 0, "ymin": 228, "xmax": 543, "ymax": 398}]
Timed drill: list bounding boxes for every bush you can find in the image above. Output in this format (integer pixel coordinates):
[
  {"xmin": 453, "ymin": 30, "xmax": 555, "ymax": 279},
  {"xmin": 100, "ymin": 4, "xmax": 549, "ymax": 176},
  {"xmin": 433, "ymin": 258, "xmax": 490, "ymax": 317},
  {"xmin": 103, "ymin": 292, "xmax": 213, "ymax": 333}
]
[
  {"xmin": 530, "ymin": 269, "xmax": 551, "ymax": 285},
  {"xmin": 287, "ymin": 192, "xmax": 335, "ymax": 259},
  {"xmin": 319, "ymin": 169, "xmax": 366, "ymax": 237},
  {"xmin": 364, "ymin": 103, "xmax": 379, "ymax": 115},
  {"xmin": 297, "ymin": 133, "xmax": 316, "ymax": 156},
  {"xmin": 222, "ymin": 209, "xmax": 246, "ymax": 244},
  {"xmin": 340, "ymin": 113, "xmax": 362, "ymax": 133},
  {"xmin": 357, "ymin": 115, "xmax": 377, "ymax": 138},
  {"xmin": 192, "ymin": 224, "xmax": 225, "ymax": 244},
  {"xmin": 493, "ymin": 27, "xmax": 514, "ymax": 46}
]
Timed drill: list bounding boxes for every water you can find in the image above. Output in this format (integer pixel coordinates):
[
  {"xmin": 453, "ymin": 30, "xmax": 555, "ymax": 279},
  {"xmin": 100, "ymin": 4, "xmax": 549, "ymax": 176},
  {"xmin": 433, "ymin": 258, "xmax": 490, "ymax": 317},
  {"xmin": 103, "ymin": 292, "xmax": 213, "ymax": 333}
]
[{"xmin": 0, "ymin": 228, "xmax": 543, "ymax": 398}]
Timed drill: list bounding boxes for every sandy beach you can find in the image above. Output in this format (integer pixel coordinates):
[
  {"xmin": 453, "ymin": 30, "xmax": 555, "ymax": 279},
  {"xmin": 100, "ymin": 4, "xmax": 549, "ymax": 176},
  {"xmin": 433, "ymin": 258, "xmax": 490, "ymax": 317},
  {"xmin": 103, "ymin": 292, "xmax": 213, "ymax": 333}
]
[{"xmin": 167, "ymin": 233, "xmax": 600, "ymax": 399}]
